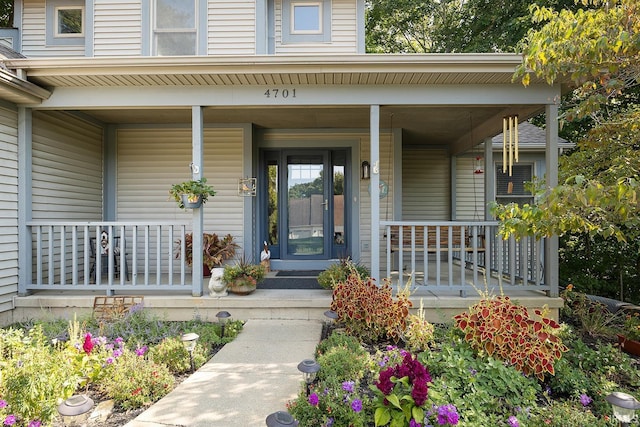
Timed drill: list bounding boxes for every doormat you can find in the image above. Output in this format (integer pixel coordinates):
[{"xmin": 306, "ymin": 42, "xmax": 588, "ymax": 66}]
[
  {"xmin": 275, "ymin": 270, "xmax": 323, "ymax": 277},
  {"xmin": 260, "ymin": 278, "xmax": 323, "ymax": 290}
]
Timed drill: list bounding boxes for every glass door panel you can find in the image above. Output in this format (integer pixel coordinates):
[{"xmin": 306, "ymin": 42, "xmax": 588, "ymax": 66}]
[{"xmin": 286, "ymin": 154, "xmax": 327, "ymax": 256}]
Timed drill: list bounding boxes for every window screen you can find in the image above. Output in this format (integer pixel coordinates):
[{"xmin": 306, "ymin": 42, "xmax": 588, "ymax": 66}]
[{"xmin": 496, "ymin": 164, "xmax": 534, "ymax": 205}]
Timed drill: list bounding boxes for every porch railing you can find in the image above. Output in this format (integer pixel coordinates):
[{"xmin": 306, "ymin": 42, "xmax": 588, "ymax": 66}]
[
  {"xmin": 24, "ymin": 222, "xmax": 196, "ymax": 295},
  {"xmin": 381, "ymin": 221, "xmax": 550, "ymax": 296}
]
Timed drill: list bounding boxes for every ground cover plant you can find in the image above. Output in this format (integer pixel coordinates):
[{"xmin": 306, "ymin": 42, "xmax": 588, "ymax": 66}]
[
  {"xmin": 0, "ymin": 305, "xmax": 243, "ymax": 426},
  {"xmin": 288, "ymin": 273, "xmax": 640, "ymax": 426}
]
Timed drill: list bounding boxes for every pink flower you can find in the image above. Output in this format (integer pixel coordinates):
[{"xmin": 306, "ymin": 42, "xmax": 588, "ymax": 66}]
[
  {"xmin": 3, "ymin": 415, "xmax": 16, "ymax": 426},
  {"xmin": 308, "ymin": 393, "xmax": 319, "ymax": 406},
  {"xmin": 135, "ymin": 346, "xmax": 148, "ymax": 356},
  {"xmin": 82, "ymin": 333, "xmax": 94, "ymax": 354}
]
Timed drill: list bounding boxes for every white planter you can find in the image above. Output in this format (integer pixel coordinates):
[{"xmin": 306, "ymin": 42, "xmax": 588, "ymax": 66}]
[{"xmin": 208, "ymin": 267, "xmax": 227, "ymax": 297}]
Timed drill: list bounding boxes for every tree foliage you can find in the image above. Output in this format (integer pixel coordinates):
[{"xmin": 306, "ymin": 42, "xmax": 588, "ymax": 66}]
[{"xmin": 0, "ymin": 0, "xmax": 13, "ymax": 27}]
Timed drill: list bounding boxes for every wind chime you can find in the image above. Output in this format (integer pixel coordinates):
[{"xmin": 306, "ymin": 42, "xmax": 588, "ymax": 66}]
[{"xmin": 502, "ymin": 115, "xmax": 519, "ymax": 193}]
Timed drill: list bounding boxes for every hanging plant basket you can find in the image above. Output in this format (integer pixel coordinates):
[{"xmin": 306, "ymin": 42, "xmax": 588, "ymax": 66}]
[{"xmin": 181, "ymin": 194, "xmax": 203, "ymax": 209}]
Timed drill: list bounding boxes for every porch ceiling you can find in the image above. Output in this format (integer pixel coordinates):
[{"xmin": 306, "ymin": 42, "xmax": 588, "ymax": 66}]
[{"xmin": 1, "ymin": 53, "xmax": 561, "ymax": 149}]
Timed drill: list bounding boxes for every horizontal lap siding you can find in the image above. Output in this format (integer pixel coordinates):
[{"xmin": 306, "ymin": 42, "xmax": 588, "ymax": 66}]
[
  {"xmin": 0, "ymin": 107, "xmax": 18, "ymax": 314},
  {"xmin": 22, "ymin": 0, "xmax": 85, "ymax": 57},
  {"xmin": 403, "ymin": 149, "xmax": 449, "ymax": 220},
  {"xmin": 208, "ymin": 0, "xmax": 256, "ymax": 55},
  {"xmin": 455, "ymin": 157, "xmax": 485, "ymax": 220},
  {"xmin": 94, "ymin": 0, "xmax": 142, "ymax": 56},
  {"xmin": 116, "ymin": 127, "xmax": 245, "ymax": 240},
  {"xmin": 275, "ymin": 0, "xmax": 358, "ymax": 54},
  {"xmin": 32, "ymin": 112, "xmax": 103, "ymax": 220}
]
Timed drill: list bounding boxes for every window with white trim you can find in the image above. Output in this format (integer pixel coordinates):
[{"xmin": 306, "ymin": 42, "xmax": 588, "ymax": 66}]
[
  {"xmin": 496, "ymin": 164, "xmax": 534, "ymax": 206},
  {"xmin": 46, "ymin": 0, "xmax": 85, "ymax": 46},
  {"xmin": 291, "ymin": 2, "xmax": 322, "ymax": 34},
  {"xmin": 282, "ymin": 0, "xmax": 331, "ymax": 43},
  {"xmin": 55, "ymin": 6, "xmax": 83, "ymax": 37},
  {"xmin": 153, "ymin": 0, "xmax": 196, "ymax": 56}
]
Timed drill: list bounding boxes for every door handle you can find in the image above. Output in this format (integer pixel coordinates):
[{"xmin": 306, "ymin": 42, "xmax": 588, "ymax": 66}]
[{"xmin": 321, "ymin": 199, "xmax": 328, "ymax": 211}]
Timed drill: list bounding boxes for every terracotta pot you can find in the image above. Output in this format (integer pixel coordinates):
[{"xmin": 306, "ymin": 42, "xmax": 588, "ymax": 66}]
[
  {"xmin": 617, "ymin": 334, "xmax": 640, "ymax": 356},
  {"xmin": 228, "ymin": 277, "xmax": 257, "ymax": 295}
]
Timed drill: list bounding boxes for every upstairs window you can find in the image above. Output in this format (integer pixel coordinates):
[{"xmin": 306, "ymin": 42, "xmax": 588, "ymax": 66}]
[
  {"xmin": 282, "ymin": 0, "xmax": 331, "ymax": 44},
  {"xmin": 46, "ymin": 0, "xmax": 85, "ymax": 46},
  {"xmin": 291, "ymin": 2, "xmax": 322, "ymax": 34},
  {"xmin": 496, "ymin": 164, "xmax": 534, "ymax": 206},
  {"xmin": 55, "ymin": 6, "xmax": 83, "ymax": 36},
  {"xmin": 154, "ymin": 0, "xmax": 196, "ymax": 56}
]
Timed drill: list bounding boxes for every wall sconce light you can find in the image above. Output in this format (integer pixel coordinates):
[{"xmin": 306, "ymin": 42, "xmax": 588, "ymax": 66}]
[
  {"xmin": 266, "ymin": 411, "xmax": 299, "ymax": 426},
  {"xmin": 216, "ymin": 310, "xmax": 232, "ymax": 339},
  {"xmin": 181, "ymin": 332, "xmax": 199, "ymax": 372},
  {"xmin": 57, "ymin": 394, "xmax": 94, "ymax": 426},
  {"xmin": 297, "ymin": 359, "xmax": 320, "ymax": 395},
  {"xmin": 606, "ymin": 392, "xmax": 640, "ymax": 426},
  {"xmin": 361, "ymin": 161, "xmax": 370, "ymax": 180}
]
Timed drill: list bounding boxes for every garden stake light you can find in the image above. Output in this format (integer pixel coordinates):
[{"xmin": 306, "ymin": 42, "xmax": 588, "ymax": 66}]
[
  {"xmin": 266, "ymin": 410, "xmax": 299, "ymax": 426},
  {"xmin": 57, "ymin": 394, "xmax": 94, "ymax": 426},
  {"xmin": 297, "ymin": 358, "xmax": 320, "ymax": 396},
  {"xmin": 606, "ymin": 392, "xmax": 640, "ymax": 427},
  {"xmin": 216, "ymin": 310, "xmax": 231, "ymax": 338},
  {"xmin": 181, "ymin": 332, "xmax": 199, "ymax": 372}
]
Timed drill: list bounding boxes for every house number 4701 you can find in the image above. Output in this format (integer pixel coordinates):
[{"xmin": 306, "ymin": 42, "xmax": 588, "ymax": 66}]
[{"xmin": 264, "ymin": 89, "xmax": 297, "ymax": 98}]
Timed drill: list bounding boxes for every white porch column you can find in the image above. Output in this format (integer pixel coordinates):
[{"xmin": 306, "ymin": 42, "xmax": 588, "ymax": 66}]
[
  {"xmin": 370, "ymin": 105, "xmax": 380, "ymax": 283},
  {"xmin": 545, "ymin": 103, "xmax": 559, "ymax": 297},
  {"xmin": 192, "ymin": 106, "xmax": 204, "ymax": 296},
  {"xmin": 483, "ymin": 137, "xmax": 494, "ymax": 220},
  {"xmin": 17, "ymin": 107, "xmax": 32, "ymax": 296}
]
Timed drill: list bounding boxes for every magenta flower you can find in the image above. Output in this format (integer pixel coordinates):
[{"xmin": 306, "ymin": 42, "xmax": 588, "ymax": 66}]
[
  {"xmin": 351, "ymin": 399, "xmax": 362, "ymax": 413},
  {"xmin": 3, "ymin": 415, "xmax": 16, "ymax": 426},
  {"xmin": 0, "ymin": 401, "xmax": 6, "ymax": 409},
  {"xmin": 112, "ymin": 349, "xmax": 123, "ymax": 358},
  {"xmin": 410, "ymin": 420, "xmax": 421, "ymax": 427},
  {"xmin": 436, "ymin": 404, "xmax": 459, "ymax": 425},
  {"xmin": 411, "ymin": 378, "xmax": 429, "ymax": 406},
  {"xmin": 135, "ymin": 346, "xmax": 148, "ymax": 356},
  {"xmin": 376, "ymin": 368, "xmax": 395, "ymax": 395},
  {"xmin": 507, "ymin": 415, "xmax": 519, "ymax": 427},
  {"xmin": 106, "ymin": 357, "xmax": 114, "ymax": 365},
  {"xmin": 82, "ymin": 333, "xmax": 94, "ymax": 354},
  {"xmin": 28, "ymin": 421, "xmax": 41, "ymax": 427},
  {"xmin": 114, "ymin": 337, "xmax": 124, "ymax": 346},
  {"xmin": 308, "ymin": 393, "xmax": 319, "ymax": 407},
  {"xmin": 579, "ymin": 394, "xmax": 592, "ymax": 406}
]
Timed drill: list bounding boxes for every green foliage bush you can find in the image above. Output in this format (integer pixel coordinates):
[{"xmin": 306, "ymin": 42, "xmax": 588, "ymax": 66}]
[
  {"xmin": 98, "ymin": 349, "xmax": 176, "ymax": 410},
  {"xmin": 317, "ymin": 258, "xmax": 369, "ymax": 290},
  {"xmin": 148, "ymin": 336, "xmax": 208, "ymax": 374},
  {"xmin": 316, "ymin": 342, "xmax": 370, "ymax": 384}
]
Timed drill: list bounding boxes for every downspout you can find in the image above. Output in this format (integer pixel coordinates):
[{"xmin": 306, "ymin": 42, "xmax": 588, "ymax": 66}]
[{"xmin": 545, "ymin": 102, "xmax": 560, "ymax": 297}]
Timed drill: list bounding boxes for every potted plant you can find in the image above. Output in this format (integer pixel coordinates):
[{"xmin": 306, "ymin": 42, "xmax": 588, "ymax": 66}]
[
  {"xmin": 222, "ymin": 257, "xmax": 267, "ymax": 295},
  {"xmin": 176, "ymin": 233, "xmax": 238, "ymax": 277},
  {"xmin": 169, "ymin": 178, "xmax": 216, "ymax": 209},
  {"xmin": 618, "ymin": 311, "xmax": 640, "ymax": 356}
]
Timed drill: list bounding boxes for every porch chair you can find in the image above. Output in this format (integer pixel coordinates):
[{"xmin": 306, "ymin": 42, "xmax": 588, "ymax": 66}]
[{"xmin": 89, "ymin": 231, "xmax": 129, "ymax": 282}]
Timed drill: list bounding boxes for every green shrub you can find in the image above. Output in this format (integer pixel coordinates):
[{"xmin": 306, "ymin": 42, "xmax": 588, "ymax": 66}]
[
  {"xmin": 316, "ymin": 342, "xmax": 370, "ymax": 384},
  {"xmin": 317, "ymin": 258, "xmax": 369, "ymax": 290},
  {"xmin": 403, "ymin": 300, "xmax": 435, "ymax": 353},
  {"xmin": 0, "ymin": 326, "xmax": 76, "ymax": 426},
  {"xmin": 148, "ymin": 336, "xmax": 208, "ymax": 374},
  {"xmin": 315, "ymin": 330, "xmax": 363, "ymax": 358},
  {"xmin": 525, "ymin": 400, "xmax": 610, "ymax": 427},
  {"xmin": 98, "ymin": 349, "xmax": 175, "ymax": 410}
]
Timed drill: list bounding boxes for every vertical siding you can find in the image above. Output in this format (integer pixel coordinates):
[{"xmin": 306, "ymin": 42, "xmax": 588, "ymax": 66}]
[
  {"xmin": 455, "ymin": 156, "xmax": 485, "ymax": 220},
  {"xmin": 94, "ymin": 0, "xmax": 142, "ymax": 56},
  {"xmin": 275, "ymin": 0, "xmax": 358, "ymax": 54},
  {"xmin": 0, "ymin": 107, "xmax": 18, "ymax": 313},
  {"xmin": 22, "ymin": 0, "xmax": 85, "ymax": 57},
  {"xmin": 116, "ymin": 127, "xmax": 245, "ymax": 241},
  {"xmin": 32, "ymin": 112, "xmax": 103, "ymax": 220},
  {"xmin": 402, "ymin": 148, "xmax": 449, "ymax": 220},
  {"xmin": 208, "ymin": 0, "xmax": 256, "ymax": 55}
]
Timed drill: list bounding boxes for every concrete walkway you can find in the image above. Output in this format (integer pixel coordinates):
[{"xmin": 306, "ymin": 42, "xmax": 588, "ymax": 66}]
[{"xmin": 124, "ymin": 319, "xmax": 323, "ymax": 427}]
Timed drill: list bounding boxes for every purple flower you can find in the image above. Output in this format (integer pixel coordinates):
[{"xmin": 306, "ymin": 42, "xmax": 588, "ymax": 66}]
[
  {"xmin": 135, "ymin": 346, "xmax": 148, "ymax": 356},
  {"xmin": 507, "ymin": 416, "xmax": 519, "ymax": 427},
  {"xmin": 351, "ymin": 399, "xmax": 362, "ymax": 413},
  {"xmin": 579, "ymin": 394, "xmax": 592, "ymax": 406},
  {"xmin": 3, "ymin": 415, "xmax": 16, "ymax": 426},
  {"xmin": 112, "ymin": 349, "xmax": 123, "ymax": 358},
  {"xmin": 28, "ymin": 421, "xmax": 41, "ymax": 427},
  {"xmin": 410, "ymin": 419, "xmax": 422, "ymax": 427},
  {"xmin": 342, "ymin": 381, "xmax": 355, "ymax": 393},
  {"xmin": 106, "ymin": 357, "xmax": 114, "ymax": 365},
  {"xmin": 324, "ymin": 418, "xmax": 334, "ymax": 427},
  {"xmin": 114, "ymin": 337, "xmax": 124, "ymax": 346},
  {"xmin": 308, "ymin": 393, "xmax": 319, "ymax": 407},
  {"xmin": 436, "ymin": 404, "xmax": 459, "ymax": 426},
  {"xmin": 0, "ymin": 401, "xmax": 6, "ymax": 409},
  {"xmin": 468, "ymin": 367, "xmax": 477, "ymax": 376}
]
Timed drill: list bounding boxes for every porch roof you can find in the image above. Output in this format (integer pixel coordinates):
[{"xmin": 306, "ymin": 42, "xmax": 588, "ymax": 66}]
[{"xmin": 3, "ymin": 53, "xmax": 560, "ymax": 88}]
